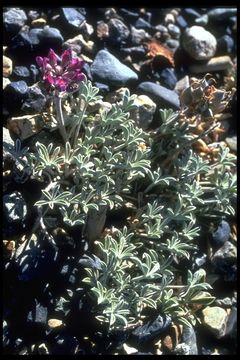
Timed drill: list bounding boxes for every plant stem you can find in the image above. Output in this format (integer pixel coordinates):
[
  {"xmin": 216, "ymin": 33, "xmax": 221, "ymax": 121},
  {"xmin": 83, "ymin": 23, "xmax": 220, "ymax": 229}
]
[
  {"xmin": 71, "ymin": 98, "xmax": 88, "ymax": 148},
  {"xmin": 54, "ymin": 95, "xmax": 68, "ymax": 143}
]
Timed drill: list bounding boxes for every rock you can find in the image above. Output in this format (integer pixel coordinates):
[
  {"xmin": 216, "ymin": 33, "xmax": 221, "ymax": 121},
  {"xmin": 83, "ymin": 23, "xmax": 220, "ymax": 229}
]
[
  {"xmin": 3, "ymin": 55, "xmax": 13, "ymax": 77},
  {"xmin": 211, "ymin": 241, "xmax": 237, "ymax": 281},
  {"xmin": 108, "ymin": 18, "xmax": 130, "ymax": 45},
  {"xmin": 3, "ymin": 240, "xmax": 16, "ymax": 259},
  {"xmin": 3, "ymin": 77, "xmax": 11, "ymax": 90},
  {"xmin": 27, "ymin": 302, "xmax": 48, "ymax": 325},
  {"xmin": 215, "ymin": 297, "xmax": 233, "ymax": 307},
  {"xmin": 62, "ymin": 8, "xmax": 85, "ymax": 29},
  {"xmin": 3, "ymin": 191, "xmax": 27, "ymax": 223},
  {"xmin": 97, "ymin": 21, "xmax": 109, "ymax": 40},
  {"xmin": 12, "ymin": 66, "xmax": 31, "ymax": 84},
  {"xmin": 29, "ymin": 64, "xmax": 39, "ymax": 83},
  {"xmin": 48, "ymin": 319, "xmax": 63, "ymax": 329},
  {"xmin": 181, "ymin": 325, "xmax": 198, "ymax": 354},
  {"xmin": 3, "ymin": 80, "xmax": 29, "ymax": 114},
  {"xmin": 174, "ymin": 75, "xmax": 190, "ymax": 95},
  {"xmin": 21, "ymin": 84, "xmax": 47, "ymax": 113},
  {"xmin": 135, "ymin": 17, "xmax": 152, "ymax": 30},
  {"xmin": 182, "ymin": 8, "xmax": 202, "ymax": 23},
  {"xmin": 3, "ymin": 127, "xmax": 14, "ymax": 158},
  {"xmin": 188, "ymin": 55, "xmax": 233, "ymax": 73},
  {"xmin": 130, "ymin": 314, "xmax": 171, "ymax": 344},
  {"xmin": 174, "ymin": 343, "xmax": 191, "ymax": 355},
  {"xmin": 3, "ymin": 8, "xmax": 27, "ymax": 34},
  {"xmin": 119, "ymin": 8, "xmax": 139, "ymax": 20},
  {"xmin": 137, "ymin": 81, "xmax": 180, "ymax": 109},
  {"xmin": 217, "ymin": 35, "xmax": 234, "ymax": 55},
  {"xmin": 225, "ymin": 135, "xmax": 237, "ymax": 152},
  {"xmin": 165, "ymin": 39, "xmax": 180, "ymax": 50},
  {"xmin": 182, "ymin": 26, "xmax": 217, "ymax": 60},
  {"xmin": 167, "ymin": 23, "xmax": 181, "ymax": 39},
  {"xmin": 31, "ymin": 18, "xmax": 47, "ymax": 28},
  {"xmin": 38, "ymin": 26, "xmax": 64, "ymax": 47},
  {"xmin": 207, "ymin": 8, "xmax": 237, "ymax": 21},
  {"xmin": 195, "ymin": 14, "xmax": 209, "ymax": 26},
  {"xmin": 225, "ymin": 306, "xmax": 237, "ymax": 338},
  {"xmin": 8, "ymin": 114, "xmax": 45, "ymax": 141},
  {"xmin": 131, "ymin": 25, "xmax": 151, "ymax": 45},
  {"xmin": 158, "ymin": 68, "xmax": 177, "ymax": 90},
  {"xmin": 175, "ymin": 15, "xmax": 188, "ymax": 29},
  {"xmin": 130, "ymin": 94, "xmax": 156, "ymax": 130},
  {"xmin": 211, "ymin": 220, "xmax": 231, "ymax": 246},
  {"xmin": 37, "ymin": 343, "xmax": 49, "ymax": 355},
  {"xmin": 202, "ymin": 306, "xmax": 228, "ymax": 338},
  {"xmin": 28, "ymin": 28, "xmax": 42, "ymax": 46},
  {"xmin": 91, "ymin": 49, "xmax": 138, "ymax": 86}
]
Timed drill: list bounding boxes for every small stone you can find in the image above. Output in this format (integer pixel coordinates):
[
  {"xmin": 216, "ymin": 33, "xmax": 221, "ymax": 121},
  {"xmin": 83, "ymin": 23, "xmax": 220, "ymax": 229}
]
[
  {"xmin": 135, "ymin": 17, "xmax": 152, "ymax": 30},
  {"xmin": 12, "ymin": 66, "xmax": 31, "ymax": 83},
  {"xmin": 164, "ymin": 13, "xmax": 175, "ymax": 24},
  {"xmin": 28, "ymin": 302, "xmax": 48, "ymax": 325},
  {"xmin": 212, "ymin": 220, "xmax": 231, "ymax": 246},
  {"xmin": 21, "ymin": 84, "xmax": 47, "ymax": 113},
  {"xmin": 195, "ymin": 14, "xmax": 209, "ymax": 26},
  {"xmin": 31, "ymin": 18, "xmax": 47, "ymax": 27},
  {"xmin": 182, "ymin": 26, "xmax": 217, "ymax": 60},
  {"xmin": 62, "ymin": 8, "xmax": 85, "ymax": 29},
  {"xmin": 131, "ymin": 25, "xmax": 151, "ymax": 45},
  {"xmin": 3, "ymin": 191, "xmax": 27, "ymax": 223},
  {"xmin": 181, "ymin": 325, "xmax": 198, "ymax": 354},
  {"xmin": 165, "ymin": 39, "xmax": 180, "ymax": 50},
  {"xmin": 108, "ymin": 18, "xmax": 130, "ymax": 45},
  {"xmin": 175, "ymin": 15, "xmax": 188, "ymax": 29},
  {"xmin": 97, "ymin": 21, "xmax": 109, "ymax": 40},
  {"xmin": 207, "ymin": 8, "xmax": 237, "ymax": 21},
  {"xmin": 174, "ymin": 75, "xmax": 190, "ymax": 95},
  {"xmin": 202, "ymin": 306, "xmax": 228, "ymax": 338},
  {"xmin": 123, "ymin": 343, "xmax": 138, "ymax": 354},
  {"xmin": 48, "ymin": 319, "xmax": 63, "ymax": 329},
  {"xmin": 3, "ymin": 8, "xmax": 27, "ymax": 34},
  {"xmin": 167, "ymin": 23, "xmax": 181, "ymax": 39},
  {"xmin": 131, "ymin": 94, "xmax": 157, "ymax": 130},
  {"xmin": 4, "ymin": 80, "xmax": 29, "ymax": 114},
  {"xmin": 158, "ymin": 67, "xmax": 177, "ymax": 90},
  {"xmin": 137, "ymin": 81, "xmax": 180, "ymax": 110},
  {"xmin": 3, "ymin": 77, "xmax": 11, "ymax": 90},
  {"xmin": 225, "ymin": 135, "xmax": 237, "ymax": 152},
  {"xmin": 37, "ymin": 343, "xmax": 49, "ymax": 355},
  {"xmin": 182, "ymin": 8, "xmax": 202, "ymax": 22},
  {"xmin": 188, "ymin": 55, "xmax": 233, "ymax": 73},
  {"xmin": 91, "ymin": 49, "xmax": 138, "ymax": 86},
  {"xmin": 3, "ymin": 55, "xmax": 13, "ymax": 77},
  {"xmin": 217, "ymin": 35, "xmax": 234, "ymax": 55},
  {"xmin": 38, "ymin": 26, "xmax": 64, "ymax": 47},
  {"xmin": 211, "ymin": 241, "xmax": 237, "ymax": 281}
]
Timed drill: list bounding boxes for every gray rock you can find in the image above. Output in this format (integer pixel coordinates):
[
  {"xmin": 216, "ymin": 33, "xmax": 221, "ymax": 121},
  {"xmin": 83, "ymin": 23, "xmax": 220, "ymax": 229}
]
[
  {"xmin": 167, "ymin": 23, "xmax": 181, "ymax": 39},
  {"xmin": 212, "ymin": 220, "xmax": 231, "ymax": 246},
  {"xmin": 3, "ymin": 191, "xmax": 27, "ymax": 223},
  {"xmin": 211, "ymin": 241, "xmax": 237, "ymax": 280},
  {"xmin": 188, "ymin": 55, "xmax": 233, "ymax": 73},
  {"xmin": 207, "ymin": 8, "xmax": 237, "ymax": 21},
  {"xmin": 182, "ymin": 25, "xmax": 217, "ymax": 60},
  {"xmin": 3, "ymin": 8, "xmax": 27, "ymax": 33},
  {"xmin": 27, "ymin": 302, "xmax": 48, "ymax": 325},
  {"xmin": 108, "ymin": 18, "xmax": 130, "ymax": 45},
  {"xmin": 195, "ymin": 14, "xmax": 209, "ymax": 26},
  {"xmin": 202, "ymin": 306, "xmax": 228, "ymax": 338},
  {"xmin": 215, "ymin": 297, "xmax": 233, "ymax": 307},
  {"xmin": 38, "ymin": 27, "xmax": 64, "ymax": 47},
  {"xmin": 130, "ymin": 95, "xmax": 157, "ymax": 130},
  {"xmin": 131, "ymin": 25, "xmax": 151, "ymax": 45},
  {"xmin": 137, "ymin": 81, "xmax": 180, "ymax": 109},
  {"xmin": 181, "ymin": 325, "xmax": 198, "ymax": 354},
  {"xmin": 225, "ymin": 135, "xmax": 237, "ymax": 152},
  {"xmin": 21, "ymin": 84, "xmax": 46, "ymax": 113},
  {"xmin": 12, "ymin": 66, "xmax": 31, "ymax": 84},
  {"xmin": 91, "ymin": 49, "xmax": 138, "ymax": 86},
  {"xmin": 3, "ymin": 77, "xmax": 11, "ymax": 90},
  {"xmin": 62, "ymin": 8, "xmax": 85, "ymax": 28}
]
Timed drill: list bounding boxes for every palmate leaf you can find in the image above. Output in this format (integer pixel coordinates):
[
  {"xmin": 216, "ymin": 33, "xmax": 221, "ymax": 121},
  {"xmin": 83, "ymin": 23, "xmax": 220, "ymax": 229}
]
[{"xmin": 35, "ymin": 185, "xmax": 72, "ymax": 209}]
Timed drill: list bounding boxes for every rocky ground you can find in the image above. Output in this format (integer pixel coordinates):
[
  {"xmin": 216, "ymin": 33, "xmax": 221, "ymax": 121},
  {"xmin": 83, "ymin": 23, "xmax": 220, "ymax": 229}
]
[{"xmin": 3, "ymin": 7, "xmax": 237, "ymax": 355}]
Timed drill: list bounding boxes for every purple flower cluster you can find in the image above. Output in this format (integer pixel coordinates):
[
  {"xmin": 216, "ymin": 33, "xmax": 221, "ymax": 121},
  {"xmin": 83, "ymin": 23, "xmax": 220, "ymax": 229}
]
[{"xmin": 36, "ymin": 48, "xmax": 85, "ymax": 92}]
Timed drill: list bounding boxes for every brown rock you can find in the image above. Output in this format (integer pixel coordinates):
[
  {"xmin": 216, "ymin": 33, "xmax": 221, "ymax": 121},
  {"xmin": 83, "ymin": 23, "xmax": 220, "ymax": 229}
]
[
  {"xmin": 48, "ymin": 319, "xmax": 63, "ymax": 328},
  {"xmin": 3, "ymin": 55, "xmax": 13, "ymax": 77},
  {"xmin": 7, "ymin": 115, "xmax": 44, "ymax": 141},
  {"xmin": 31, "ymin": 18, "xmax": 47, "ymax": 27},
  {"xmin": 202, "ymin": 306, "xmax": 228, "ymax": 338}
]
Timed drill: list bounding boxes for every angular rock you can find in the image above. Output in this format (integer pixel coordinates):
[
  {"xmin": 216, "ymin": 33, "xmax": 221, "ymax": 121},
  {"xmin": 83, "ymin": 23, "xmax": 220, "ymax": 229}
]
[
  {"xmin": 181, "ymin": 325, "xmax": 198, "ymax": 354},
  {"xmin": 12, "ymin": 66, "xmax": 31, "ymax": 83},
  {"xmin": 38, "ymin": 26, "xmax": 64, "ymax": 47},
  {"xmin": 7, "ymin": 114, "xmax": 45, "ymax": 141},
  {"xmin": 131, "ymin": 25, "xmax": 151, "ymax": 45},
  {"xmin": 158, "ymin": 67, "xmax": 177, "ymax": 90},
  {"xmin": 3, "ymin": 8, "xmax": 27, "ymax": 34},
  {"xmin": 27, "ymin": 302, "xmax": 48, "ymax": 325},
  {"xmin": 108, "ymin": 18, "xmax": 130, "ymax": 45},
  {"xmin": 21, "ymin": 85, "xmax": 47, "ymax": 113},
  {"xmin": 188, "ymin": 55, "xmax": 233, "ymax": 73},
  {"xmin": 3, "ymin": 77, "xmax": 11, "ymax": 90},
  {"xmin": 3, "ymin": 80, "xmax": 28, "ymax": 113},
  {"xmin": 182, "ymin": 26, "xmax": 217, "ymax": 60},
  {"xmin": 225, "ymin": 135, "xmax": 237, "ymax": 152},
  {"xmin": 137, "ymin": 81, "xmax": 180, "ymax": 109},
  {"xmin": 207, "ymin": 8, "xmax": 237, "ymax": 21},
  {"xmin": 48, "ymin": 319, "xmax": 63, "ymax": 329},
  {"xmin": 211, "ymin": 220, "xmax": 231, "ymax": 246},
  {"xmin": 62, "ymin": 8, "xmax": 85, "ymax": 29},
  {"xmin": 3, "ymin": 192, "xmax": 27, "ymax": 223},
  {"xmin": 202, "ymin": 306, "xmax": 228, "ymax": 338},
  {"xmin": 131, "ymin": 94, "xmax": 156, "ymax": 129},
  {"xmin": 91, "ymin": 49, "xmax": 138, "ymax": 86},
  {"xmin": 3, "ymin": 55, "xmax": 13, "ymax": 77},
  {"xmin": 31, "ymin": 18, "xmax": 47, "ymax": 28},
  {"xmin": 211, "ymin": 240, "xmax": 237, "ymax": 273},
  {"xmin": 135, "ymin": 17, "xmax": 152, "ymax": 30},
  {"xmin": 167, "ymin": 23, "xmax": 181, "ymax": 39},
  {"xmin": 217, "ymin": 35, "xmax": 234, "ymax": 55}
]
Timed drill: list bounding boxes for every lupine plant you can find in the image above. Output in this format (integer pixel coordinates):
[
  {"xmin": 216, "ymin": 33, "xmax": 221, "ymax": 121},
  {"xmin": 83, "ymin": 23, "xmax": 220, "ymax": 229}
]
[{"xmin": 10, "ymin": 48, "xmax": 236, "ymax": 331}]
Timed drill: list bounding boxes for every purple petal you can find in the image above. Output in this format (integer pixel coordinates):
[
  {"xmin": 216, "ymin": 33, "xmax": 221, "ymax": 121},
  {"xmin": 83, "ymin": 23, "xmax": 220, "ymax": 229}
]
[
  {"xmin": 61, "ymin": 48, "xmax": 72, "ymax": 68},
  {"xmin": 48, "ymin": 49, "xmax": 58, "ymax": 66},
  {"xmin": 55, "ymin": 78, "xmax": 67, "ymax": 91},
  {"xmin": 36, "ymin": 56, "xmax": 43, "ymax": 67},
  {"xmin": 67, "ymin": 58, "xmax": 84, "ymax": 71},
  {"xmin": 45, "ymin": 74, "xmax": 55, "ymax": 85}
]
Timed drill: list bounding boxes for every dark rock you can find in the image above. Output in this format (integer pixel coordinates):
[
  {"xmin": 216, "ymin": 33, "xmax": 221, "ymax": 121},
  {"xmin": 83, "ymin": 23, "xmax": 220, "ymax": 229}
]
[
  {"xmin": 108, "ymin": 18, "xmax": 130, "ymax": 45},
  {"xmin": 3, "ymin": 8, "xmax": 27, "ymax": 35},
  {"xmin": 207, "ymin": 8, "xmax": 237, "ymax": 21},
  {"xmin": 137, "ymin": 81, "xmax": 180, "ymax": 109},
  {"xmin": 29, "ymin": 64, "xmax": 40, "ymax": 83},
  {"xmin": 211, "ymin": 220, "xmax": 231, "ymax": 247},
  {"xmin": 157, "ymin": 67, "xmax": 177, "ymax": 90},
  {"xmin": 120, "ymin": 45, "xmax": 146, "ymax": 58},
  {"xmin": 91, "ymin": 49, "xmax": 138, "ymax": 86},
  {"xmin": 130, "ymin": 314, "xmax": 172, "ymax": 344},
  {"xmin": 119, "ymin": 8, "xmax": 139, "ymax": 21},
  {"xmin": 181, "ymin": 325, "xmax": 198, "ymax": 354},
  {"xmin": 38, "ymin": 27, "xmax": 64, "ymax": 48},
  {"xmin": 131, "ymin": 25, "xmax": 151, "ymax": 45},
  {"xmin": 135, "ymin": 17, "xmax": 152, "ymax": 30},
  {"xmin": 225, "ymin": 306, "xmax": 237, "ymax": 337},
  {"xmin": 29, "ymin": 28, "xmax": 42, "ymax": 46},
  {"xmin": 167, "ymin": 23, "xmax": 181, "ymax": 39},
  {"xmin": 217, "ymin": 35, "xmax": 234, "ymax": 55},
  {"xmin": 3, "ymin": 192, "xmax": 27, "ymax": 223},
  {"xmin": 6, "ymin": 31, "xmax": 32, "ymax": 61},
  {"xmin": 94, "ymin": 82, "xmax": 110, "ymax": 95},
  {"xmin": 82, "ymin": 62, "xmax": 93, "ymax": 81},
  {"xmin": 52, "ymin": 334, "xmax": 79, "ymax": 355},
  {"xmin": 182, "ymin": 8, "xmax": 202, "ymax": 23},
  {"xmin": 21, "ymin": 85, "xmax": 46, "ymax": 113},
  {"xmin": 211, "ymin": 241, "xmax": 237, "ymax": 281},
  {"xmin": 165, "ymin": 38, "xmax": 180, "ymax": 50},
  {"xmin": 27, "ymin": 301, "xmax": 48, "ymax": 325},
  {"xmin": 12, "ymin": 66, "xmax": 31, "ymax": 84},
  {"xmin": 62, "ymin": 8, "xmax": 86, "ymax": 29}
]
